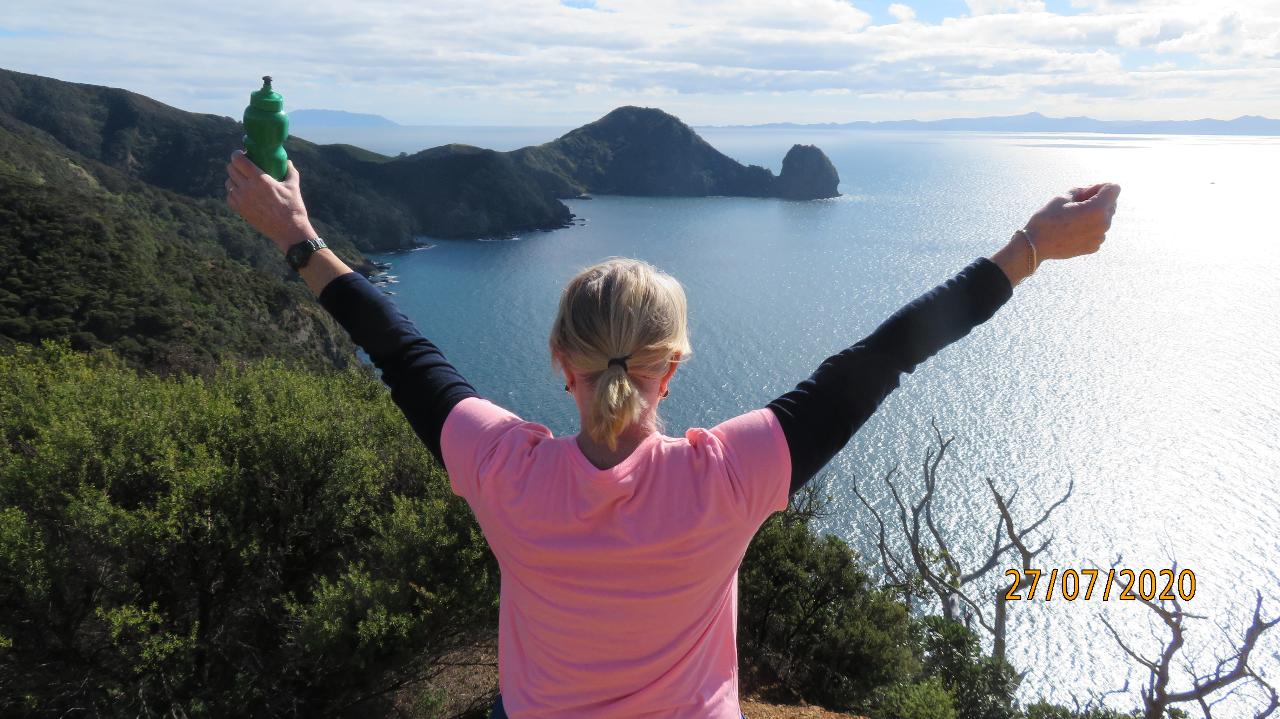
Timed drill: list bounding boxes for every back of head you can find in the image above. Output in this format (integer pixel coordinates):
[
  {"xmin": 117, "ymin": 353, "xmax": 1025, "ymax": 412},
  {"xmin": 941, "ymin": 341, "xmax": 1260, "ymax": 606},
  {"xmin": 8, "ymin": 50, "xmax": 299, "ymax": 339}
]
[{"xmin": 550, "ymin": 257, "xmax": 693, "ymax": 451}]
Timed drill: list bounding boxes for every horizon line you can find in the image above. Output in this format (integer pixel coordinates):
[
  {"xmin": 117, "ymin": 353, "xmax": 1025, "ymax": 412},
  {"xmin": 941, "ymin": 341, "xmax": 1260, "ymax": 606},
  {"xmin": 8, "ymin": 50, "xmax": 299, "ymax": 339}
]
[{"xmin": 289, "ymin": 107, "xmax": 1280, "ymax": 130}]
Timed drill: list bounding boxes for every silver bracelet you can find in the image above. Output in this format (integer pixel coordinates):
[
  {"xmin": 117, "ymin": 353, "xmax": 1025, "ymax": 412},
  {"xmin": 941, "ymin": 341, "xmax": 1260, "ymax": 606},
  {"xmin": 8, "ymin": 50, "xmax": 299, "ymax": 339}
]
[{"xmin": 1015, "ymin": 227, "xmax": 1038, "ymax": 275}]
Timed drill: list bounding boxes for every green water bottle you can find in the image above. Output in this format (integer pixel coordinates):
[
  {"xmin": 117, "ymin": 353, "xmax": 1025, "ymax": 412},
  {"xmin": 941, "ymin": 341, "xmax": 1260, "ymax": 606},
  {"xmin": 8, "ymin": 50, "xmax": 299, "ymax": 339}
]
[{"xmin": 243, "ymin": 76, "xmax": 289, "ymax": 181}]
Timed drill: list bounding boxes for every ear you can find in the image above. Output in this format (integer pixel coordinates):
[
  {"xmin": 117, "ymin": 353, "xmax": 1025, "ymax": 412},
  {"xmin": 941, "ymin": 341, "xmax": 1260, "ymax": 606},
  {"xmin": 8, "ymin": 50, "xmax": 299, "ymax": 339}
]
[
  {"xmin": 659, "ymin": 354, "xmax": 680, "ymax": 392},
  {"xmin": 554, "ymin": 352, "xmax": 577, "ymax": 390}
]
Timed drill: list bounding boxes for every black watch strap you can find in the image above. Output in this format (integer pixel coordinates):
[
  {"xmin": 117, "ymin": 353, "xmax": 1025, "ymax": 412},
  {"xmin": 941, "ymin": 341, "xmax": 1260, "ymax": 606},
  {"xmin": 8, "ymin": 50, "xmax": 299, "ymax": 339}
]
[{"xmin": 285, "ymin": 237, "xmax": 327, "ymax": 270}]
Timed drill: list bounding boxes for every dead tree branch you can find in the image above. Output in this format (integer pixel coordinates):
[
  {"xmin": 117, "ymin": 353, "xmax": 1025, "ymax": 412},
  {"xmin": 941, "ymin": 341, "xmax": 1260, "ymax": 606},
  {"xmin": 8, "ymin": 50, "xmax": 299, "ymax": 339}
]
[
  {"xmin": 1101, "ymin": 580, "xmax": 1278, "ymax": 719},
  {"xmin": 852, "ymin": 421, "xmax": 1072, "ymax": 662}
]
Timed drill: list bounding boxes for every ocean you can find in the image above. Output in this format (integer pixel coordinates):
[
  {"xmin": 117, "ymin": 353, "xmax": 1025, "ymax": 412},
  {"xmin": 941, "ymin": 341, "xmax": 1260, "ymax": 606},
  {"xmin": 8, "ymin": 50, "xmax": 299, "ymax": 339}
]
[{"xmin": 350, "ymin": 127, "xmax": 1280, "ymax": 711}]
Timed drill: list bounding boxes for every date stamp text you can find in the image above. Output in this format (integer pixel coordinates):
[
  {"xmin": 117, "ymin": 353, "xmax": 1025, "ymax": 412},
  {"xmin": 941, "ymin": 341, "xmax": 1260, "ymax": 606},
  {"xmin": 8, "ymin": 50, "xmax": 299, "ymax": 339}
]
[{"xmin": 1004, "ymin": 568, "xmax": 1196, "ymax": 601}]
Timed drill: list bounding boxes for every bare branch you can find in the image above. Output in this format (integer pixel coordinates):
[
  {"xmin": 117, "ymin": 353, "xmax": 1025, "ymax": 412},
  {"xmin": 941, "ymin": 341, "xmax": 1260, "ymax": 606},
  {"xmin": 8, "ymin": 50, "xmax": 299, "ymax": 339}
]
[
  {"xmin": 1162, "ymin": 592, "xmax": 1279, "ymax": 704},
  {"xmin": 1102, "ymin": 585, "xmax": 1278, "ymax": 719},
  {"xmin": 1100, "ymin": 613, "xmax": 1159, "ymax": 672},
  {"xmin": 847, "ymin": 421, "xmax": 1072, "ymax": 663}
]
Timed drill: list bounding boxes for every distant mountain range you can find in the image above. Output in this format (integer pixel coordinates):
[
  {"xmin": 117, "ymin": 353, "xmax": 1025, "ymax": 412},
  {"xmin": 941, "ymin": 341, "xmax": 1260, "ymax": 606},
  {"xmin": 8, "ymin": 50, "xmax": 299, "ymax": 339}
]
[
  {"xmin": 293, "ymin": 108, "xmax": 1280, "ymax": 136},
  {"xmin": 290, "ymin": 109, "xmax": 400, "ymax": 128},
  {"xmin": 729, "ymin": 111, "xmax": 1280, "ymax": 135}
]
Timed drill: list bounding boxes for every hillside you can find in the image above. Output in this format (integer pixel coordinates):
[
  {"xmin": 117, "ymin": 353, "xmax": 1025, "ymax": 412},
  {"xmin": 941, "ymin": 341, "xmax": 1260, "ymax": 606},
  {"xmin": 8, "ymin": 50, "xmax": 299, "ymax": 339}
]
[
  {"xmin": 0, "ymin": 68, "xmax": 573, "ymax": 250},
  {"xmin": 1, "ymin": 69, "xmax": 839, "ymax": 247},
  {"xmin": 0, "ymin": 110, "xmax": 362, "ymax": 373}
]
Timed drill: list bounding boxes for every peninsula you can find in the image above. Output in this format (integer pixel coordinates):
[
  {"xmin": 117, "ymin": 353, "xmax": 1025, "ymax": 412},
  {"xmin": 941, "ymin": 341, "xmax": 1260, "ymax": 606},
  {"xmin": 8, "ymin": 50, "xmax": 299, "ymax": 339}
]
[{"xmin": 0, "ymin": 69, "xmax": 840, "ymax": 252}]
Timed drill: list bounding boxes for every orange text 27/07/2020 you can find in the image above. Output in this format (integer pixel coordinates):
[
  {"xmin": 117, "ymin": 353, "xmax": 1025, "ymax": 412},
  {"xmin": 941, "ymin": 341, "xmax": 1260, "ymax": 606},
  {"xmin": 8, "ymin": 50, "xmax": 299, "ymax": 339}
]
[{"xmin": 1003, "ymin": 568, "xmax": 1196, "ymax": 602}]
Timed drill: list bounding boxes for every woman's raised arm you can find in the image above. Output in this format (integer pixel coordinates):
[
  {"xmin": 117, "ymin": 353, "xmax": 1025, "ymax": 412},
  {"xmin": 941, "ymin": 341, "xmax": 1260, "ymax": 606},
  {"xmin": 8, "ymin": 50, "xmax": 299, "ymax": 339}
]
[
  {"xmin": 768, "ymin": 183, "xmax": 1121, "ymax": 495},
  {"xmin": 225, "ymin": 152, "xmax": 479, "ymax": 463}
]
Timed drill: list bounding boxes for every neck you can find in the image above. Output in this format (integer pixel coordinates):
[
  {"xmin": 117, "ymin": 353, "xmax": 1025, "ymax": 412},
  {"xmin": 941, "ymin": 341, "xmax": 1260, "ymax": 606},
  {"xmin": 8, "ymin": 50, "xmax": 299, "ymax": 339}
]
[{"xmin": 575, "ymin": 418, "xmax": 658, "ymax": 470}]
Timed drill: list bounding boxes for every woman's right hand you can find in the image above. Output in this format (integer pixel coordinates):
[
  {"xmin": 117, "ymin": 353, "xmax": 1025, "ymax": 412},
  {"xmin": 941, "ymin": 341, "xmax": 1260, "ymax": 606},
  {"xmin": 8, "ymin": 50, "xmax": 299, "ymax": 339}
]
[
  {"xmin": 225, "ymin": 151, "xmax": 316, "ymax": 253},
  {"xmin": 1024, "ymin": 182, "xmax": 1121, "ymax": 261}
]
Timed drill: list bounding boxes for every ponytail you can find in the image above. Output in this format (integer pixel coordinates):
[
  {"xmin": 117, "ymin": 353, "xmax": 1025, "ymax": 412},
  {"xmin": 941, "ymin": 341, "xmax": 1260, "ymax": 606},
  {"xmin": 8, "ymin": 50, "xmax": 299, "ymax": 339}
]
[{"xmin": 589, "ymin": 364, "xmax": 646, "ymax": 450}]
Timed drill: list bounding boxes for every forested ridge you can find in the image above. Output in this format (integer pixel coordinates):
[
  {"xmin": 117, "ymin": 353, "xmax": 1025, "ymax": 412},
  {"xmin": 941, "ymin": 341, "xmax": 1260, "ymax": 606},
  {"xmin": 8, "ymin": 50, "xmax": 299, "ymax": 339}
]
[{"xmin": 0, "ymin": 109, "xmax": 361, "ymax": 372}]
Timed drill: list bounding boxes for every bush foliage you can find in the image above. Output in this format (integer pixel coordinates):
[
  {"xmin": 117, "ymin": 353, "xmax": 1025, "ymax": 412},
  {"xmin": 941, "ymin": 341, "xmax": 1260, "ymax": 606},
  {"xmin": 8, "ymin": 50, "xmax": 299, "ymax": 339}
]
[
  {"xmin": 0, "ymin": 342, "xmax": 498, "ymax": 717},
  {"xmin": 740, "ymin": 488, "xmax": 919, "ymax": 707},
  {"xmin": 917, "ymin": 616, "xmax": 1020, "ymax": 719},
  {"xmin": 739, "ymin": 485, "xmax": 1025, "ymax": 719}
]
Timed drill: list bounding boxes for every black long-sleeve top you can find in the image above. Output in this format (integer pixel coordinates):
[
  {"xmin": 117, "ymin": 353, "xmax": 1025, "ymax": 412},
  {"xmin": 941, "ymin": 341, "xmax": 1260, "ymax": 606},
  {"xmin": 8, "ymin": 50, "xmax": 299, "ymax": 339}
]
[
  {"xmin": 767, "ymin": 257, "xmax": 1012, "ymax": 493},
  {"xmin": 317, "ymin": 256, "xmax": 1012, "ymax": 495},
  {"xmin": 319, "ymin": 273, "xmax": 480, "ymax": 461}
]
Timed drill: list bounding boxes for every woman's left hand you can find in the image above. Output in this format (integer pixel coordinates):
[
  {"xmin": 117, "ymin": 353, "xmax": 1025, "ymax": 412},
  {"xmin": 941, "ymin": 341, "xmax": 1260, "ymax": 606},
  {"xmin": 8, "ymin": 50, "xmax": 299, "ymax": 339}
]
[{"xmin": 225, "ymin": 151, "xmax": 317, "ymax": 251}]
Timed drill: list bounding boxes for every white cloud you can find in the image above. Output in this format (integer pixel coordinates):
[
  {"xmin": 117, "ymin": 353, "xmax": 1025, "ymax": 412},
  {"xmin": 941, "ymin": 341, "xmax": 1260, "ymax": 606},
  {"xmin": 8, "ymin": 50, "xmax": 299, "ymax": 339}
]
[
  {"xmin": 888, "ymin": 3, "xmax": 917, "ymax": 23},
  {"xmin": 0, "ymin": 0, "xmax": 1278, "ymax": 125},
  {"xmin": 965, "ymin": 0, "xmax": 1047, "ymax": 15}
]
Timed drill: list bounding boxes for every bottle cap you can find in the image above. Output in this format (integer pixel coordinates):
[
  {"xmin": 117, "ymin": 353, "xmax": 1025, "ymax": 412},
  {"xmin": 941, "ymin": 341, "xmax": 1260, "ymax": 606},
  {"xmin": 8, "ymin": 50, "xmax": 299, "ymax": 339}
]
[{"xmin": 250, "ymin": 76, "xmax": 284, "ymax": 112}]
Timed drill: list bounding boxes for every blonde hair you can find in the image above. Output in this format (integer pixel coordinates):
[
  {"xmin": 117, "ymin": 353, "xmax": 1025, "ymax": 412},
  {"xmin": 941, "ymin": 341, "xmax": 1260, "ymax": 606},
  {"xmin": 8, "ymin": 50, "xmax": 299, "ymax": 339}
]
[{"xmin": 550, "ymin": 257, "xmax": 693, "ymax": 451}]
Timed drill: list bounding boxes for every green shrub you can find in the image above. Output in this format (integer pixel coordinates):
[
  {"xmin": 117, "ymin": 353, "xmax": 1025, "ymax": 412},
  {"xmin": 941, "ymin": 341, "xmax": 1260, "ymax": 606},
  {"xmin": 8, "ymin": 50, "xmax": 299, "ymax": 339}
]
[
  {"xmin": 739, "ymin": 484, "xmax": 918, "ymax": 708},
  {"xmin": 918, "ymin": 616, "xmax": 1020, "ymax": 719},
  {"xmin": 737, "ymin": 486, "xmax": 1025, "ymax": 719},
  {"xmin": 873, "ymin": 677, "xmax": 958, "ymax": 719},
  {"xmin": 0, "ymin": 342, "xmax": 499, "ymax": 717},
  {"xmin": 1022, "ymin": 702, "xmax": 1143, "ymax": 719}
]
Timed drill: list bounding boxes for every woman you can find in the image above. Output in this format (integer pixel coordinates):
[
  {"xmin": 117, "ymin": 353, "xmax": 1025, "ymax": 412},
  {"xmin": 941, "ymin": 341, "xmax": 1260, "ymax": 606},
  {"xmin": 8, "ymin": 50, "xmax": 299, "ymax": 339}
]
[{"xmin": 225, "ymin": 150, "xmax": 1119, "ymax": 718}]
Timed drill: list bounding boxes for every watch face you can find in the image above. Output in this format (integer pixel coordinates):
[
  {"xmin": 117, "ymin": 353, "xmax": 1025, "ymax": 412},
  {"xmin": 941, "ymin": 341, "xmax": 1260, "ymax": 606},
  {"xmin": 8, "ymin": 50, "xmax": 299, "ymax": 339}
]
[
  {"xmin": 287, "ymin": 238, "xmax": 325, "ymax": 270},
  {"xmin": 286, "ymin": 243, "xmax": 309, "ymax": 270}
]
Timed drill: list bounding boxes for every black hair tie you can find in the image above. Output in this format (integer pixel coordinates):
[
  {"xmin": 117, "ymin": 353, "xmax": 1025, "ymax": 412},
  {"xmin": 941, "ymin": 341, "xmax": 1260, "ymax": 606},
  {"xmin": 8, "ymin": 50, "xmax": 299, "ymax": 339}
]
[{"xmin": 607, "ymin": 355, "xmax": 631, "ymax": 371}]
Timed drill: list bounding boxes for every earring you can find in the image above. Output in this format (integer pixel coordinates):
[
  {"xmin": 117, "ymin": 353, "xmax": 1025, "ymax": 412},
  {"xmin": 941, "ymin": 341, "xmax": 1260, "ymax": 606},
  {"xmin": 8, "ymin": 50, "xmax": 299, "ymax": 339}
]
[
  {"xmin": 564, "ymin": 384, "xmax": 571, "ymax": 393},
  {"xmin": 661, "ymin": 389, "xmax": 670, "ymax": 398}
]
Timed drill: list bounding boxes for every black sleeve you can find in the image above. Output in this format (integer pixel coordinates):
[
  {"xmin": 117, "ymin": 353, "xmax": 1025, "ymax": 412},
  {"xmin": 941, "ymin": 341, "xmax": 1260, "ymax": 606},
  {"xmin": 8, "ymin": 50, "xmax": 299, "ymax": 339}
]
[
  {"xmin": 318, "ymin": 271, "xmax": 480, "ymax": 463},
  {"xmin": 767, "ymin": 257, "xmax": 1013, "ymax": 495}
]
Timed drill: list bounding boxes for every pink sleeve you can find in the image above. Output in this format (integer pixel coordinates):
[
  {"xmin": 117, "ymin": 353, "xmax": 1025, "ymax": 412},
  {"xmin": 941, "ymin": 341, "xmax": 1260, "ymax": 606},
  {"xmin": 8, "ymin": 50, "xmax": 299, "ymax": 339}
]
[
  {"xmin": 709, "ymin": 407, "xmax": 792, "ymax": 524},
  {"xmin": 439, "ymin": 396, "xmax": 544, "ymax": 500}
]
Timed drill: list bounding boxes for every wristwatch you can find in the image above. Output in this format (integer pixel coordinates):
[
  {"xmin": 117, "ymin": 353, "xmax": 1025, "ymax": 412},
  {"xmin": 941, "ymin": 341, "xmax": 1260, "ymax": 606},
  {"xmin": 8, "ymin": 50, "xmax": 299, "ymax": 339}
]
[{"xmin": 285, "ymin": 237, "xmax": 327, "ymax": 271}]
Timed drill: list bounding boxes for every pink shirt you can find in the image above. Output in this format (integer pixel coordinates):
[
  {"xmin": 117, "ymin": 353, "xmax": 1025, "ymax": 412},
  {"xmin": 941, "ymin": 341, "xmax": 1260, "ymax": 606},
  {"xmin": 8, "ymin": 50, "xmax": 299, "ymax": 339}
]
[{"xmin": 440, "ymin": 396, "xmax": 792, "ymax": 717}]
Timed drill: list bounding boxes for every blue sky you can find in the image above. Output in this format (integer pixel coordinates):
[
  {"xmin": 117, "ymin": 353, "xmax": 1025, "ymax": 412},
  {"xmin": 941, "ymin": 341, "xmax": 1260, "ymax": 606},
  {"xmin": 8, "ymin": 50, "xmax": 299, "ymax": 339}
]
[{"xmin": 1, "ymin": 1, "xmax": 1277, "ymax": 126}]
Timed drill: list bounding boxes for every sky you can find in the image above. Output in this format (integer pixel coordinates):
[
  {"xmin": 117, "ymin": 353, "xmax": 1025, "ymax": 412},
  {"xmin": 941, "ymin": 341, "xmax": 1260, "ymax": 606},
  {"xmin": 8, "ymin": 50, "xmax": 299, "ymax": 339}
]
[{"xmin": 1, "ymin": 0, "xmax": 1278, "ymax": 126}]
